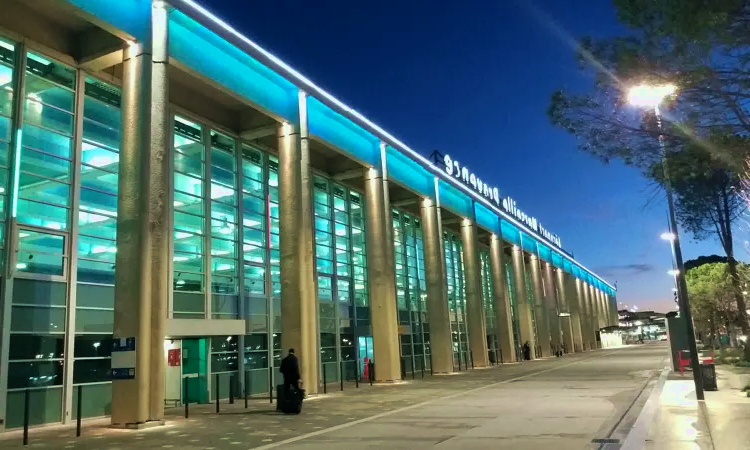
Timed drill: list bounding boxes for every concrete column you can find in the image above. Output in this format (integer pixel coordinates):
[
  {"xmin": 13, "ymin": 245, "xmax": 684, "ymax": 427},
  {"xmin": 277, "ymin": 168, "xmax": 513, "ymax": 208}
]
[
  {"xmin": 574, "ymin": 279, "xmax": 592, "ymax": 351},
  {"xmin": 563, "ymin": 274, "xmax": 584, "ymax": 352},
  {"xmin": 511, "ymin": 247, "xmax": 535, "ymax": 358},
  {"xmin": 598, "ymin": 290, "xmax": 607, "ymax": 328},
  {"xmin": 364, "ymin": 168, "xmax": 401, "ymax": 382},
  {"xmin": 112, "ymin": 15, "xmax": 169, "ymax": 426},
  {"xmin": 529, "ymin": 256, "xmax": 551, "ymax": 357},
  {"xmin": 585, "ymin": 283, "xmax": 599, "ymax": 348},
  {"xmin": 489, "ymin": 235, "xmax": 515, "ymax": 362},
  {"xmin": 542, "ymin": 262, "xmax": 562, "ymax": 354},
  {"xmin": 555, "ymin": 270, "xmax": 575, "ymax": 353},
  {"xmin": 460, "ymin": 218, "xmax": 489, "ymax": 368},
  {"xmin": 420, "ymin": 198, "xmax": 453, "ymax": 373},
  {"xmin": 279, "ymin": 93, "xmax": 319, "ymax": 394}
]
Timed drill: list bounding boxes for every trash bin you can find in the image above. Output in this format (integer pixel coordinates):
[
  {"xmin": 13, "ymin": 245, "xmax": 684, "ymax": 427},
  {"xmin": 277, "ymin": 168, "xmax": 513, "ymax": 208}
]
[{"xmin": 700, "ymin": 364, "xmax": 718, "ymax": 391}]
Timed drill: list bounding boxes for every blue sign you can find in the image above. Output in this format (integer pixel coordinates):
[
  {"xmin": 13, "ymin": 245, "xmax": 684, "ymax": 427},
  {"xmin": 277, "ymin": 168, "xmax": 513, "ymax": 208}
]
[{"xmin": 111, "ymin": 337, "xmax": 137, "ymax": 380}]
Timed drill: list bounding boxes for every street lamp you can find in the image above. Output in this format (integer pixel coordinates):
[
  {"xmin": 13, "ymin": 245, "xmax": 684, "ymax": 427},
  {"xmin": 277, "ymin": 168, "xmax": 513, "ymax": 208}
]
[{"xmin": 629, "ymin": 83, "xmax": 705, "ymax": 400}]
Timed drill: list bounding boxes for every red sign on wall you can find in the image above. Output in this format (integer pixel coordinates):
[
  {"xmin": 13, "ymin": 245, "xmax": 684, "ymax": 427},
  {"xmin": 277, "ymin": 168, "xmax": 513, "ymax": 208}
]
[{"xmin": 168, "ymin": 349, "xmax": 181, "ymax": 366}]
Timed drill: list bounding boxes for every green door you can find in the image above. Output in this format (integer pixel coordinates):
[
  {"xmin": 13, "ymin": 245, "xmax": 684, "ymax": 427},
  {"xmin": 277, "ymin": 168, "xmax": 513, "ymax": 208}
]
[{"xmin": 182, "ymin": 338, "xmax": 208, "ymax": 404}]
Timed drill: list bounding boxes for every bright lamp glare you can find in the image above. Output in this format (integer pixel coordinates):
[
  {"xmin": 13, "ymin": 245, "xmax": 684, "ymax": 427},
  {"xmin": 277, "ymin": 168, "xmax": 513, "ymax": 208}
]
[
  {"xmin": 668, "ymin": 269, "xmax": 679, "ymax": 276},
  {"xmin": 661, "ymin": 232, "xmax": 676, "ymax": 241},
  {"xmin": 628, "ymin": 84, "xmax": 677, "ymax": 108}
]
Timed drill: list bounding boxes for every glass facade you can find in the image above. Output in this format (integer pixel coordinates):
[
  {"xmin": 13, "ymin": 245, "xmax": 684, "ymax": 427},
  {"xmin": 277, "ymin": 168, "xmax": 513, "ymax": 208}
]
[
  {"xmin": 504, "ymin": 255, "xmax": 521, "ymax": 360},
  {"xmin": 0, "ymin": 9, "xmax": 614, "ymax": 429},
  {"xmin": 313, "ymin": 176, "xmax": 368, "ymax": 383},
  {"xmin": 443, "ymin": 232, "xmax": 468, "ymax": 369},
  {"xmin": 392, "ymin": 210, "xmax": 429, "ymax": 373}
]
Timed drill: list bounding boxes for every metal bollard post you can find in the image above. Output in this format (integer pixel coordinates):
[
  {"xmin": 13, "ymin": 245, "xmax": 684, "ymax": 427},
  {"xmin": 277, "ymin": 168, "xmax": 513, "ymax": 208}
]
[
  {"xmin": 369, "ymin": 362, "xmax": 374, "ymax": 385},
  {"xmin": 355, "ymin": 362, "xmax": 359, "ymax": 388},
  {"xmin": 457, "ymin": 352, "xmax": 462, "ymax": 371},
  {"xmin": 429, "ymin": 353, "xmax": 434, "ymax": 376},
  {"xmin": 23, "ymin": 388, "xmax": 30, "ymax": 446},
  {"xmin": 244, "ymin": 371, "xmax": 249, "ymax": 408},
  {"xmin": 268, "ymin": 366, "xmax": 273, "ymax": 404},
  {"xmin": 340, "ymin": 361, "xmax": 344, "ymax": 392},
  {"xmin": 411, "ymin": 358, "xmax": 415, "ymax": 379},
  {"xmin": 184, "ymin": 377, "xmax": 189, "ymax": 419},
  {"xmin": 421, "ymin": 357, "xmax": 425, "ymax": 378},
  {"xmin": 323, "ymin": 364, "xmax": 327, "ymax": 394},
  {"xmin": 215, "ymin": 373, "xmax": 220, "ymax": 414},
  {"xmin": 76, "ymin": 385, "xmax": 82, "ymax": 437},
  {"xmin": 400, "ymin": 357, "xmax": 405, "ymax": 380},
  {"xmin": 229, "ymin": 374, "xmax": 234, "ymax": 404},
  {"xmin": 470, "ymin": 351, "xmax": 474, "ymax": 369}
]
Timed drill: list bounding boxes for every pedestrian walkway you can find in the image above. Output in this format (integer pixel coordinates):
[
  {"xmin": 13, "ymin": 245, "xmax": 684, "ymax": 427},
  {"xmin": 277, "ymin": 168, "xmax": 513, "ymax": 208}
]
[
  {"xmin": 622, "ymin": 365, "xmax": 750, "ymax": 450},
  {"xmin": 0, "ymin": 350, "xmax": 614, "ymax": 449}
]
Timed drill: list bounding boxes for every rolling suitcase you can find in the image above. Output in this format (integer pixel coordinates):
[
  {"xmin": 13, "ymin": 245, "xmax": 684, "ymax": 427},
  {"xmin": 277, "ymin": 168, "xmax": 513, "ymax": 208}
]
[{"xmin": 278, "ymin": 385, "xmax": 303, "ymax": 414}]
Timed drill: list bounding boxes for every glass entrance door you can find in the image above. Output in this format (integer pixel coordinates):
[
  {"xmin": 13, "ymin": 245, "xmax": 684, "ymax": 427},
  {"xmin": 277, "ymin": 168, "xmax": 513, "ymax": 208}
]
[
  {"xmin": 181, "ymin": 338, "xmax": 208, "ymax": 404},
  {"xmin": 357, "ymin": 336, "xmax": 374, "ymax": 379}
]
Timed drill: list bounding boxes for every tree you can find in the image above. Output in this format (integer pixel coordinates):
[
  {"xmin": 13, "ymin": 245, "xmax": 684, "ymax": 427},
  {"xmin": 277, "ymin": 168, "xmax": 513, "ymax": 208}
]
[
  {"xmin": 547, "ymin": 0, "xmax": 750, "ymax": 355},
  {"xmin": 686, "ymin": 261, "xmax": 749, "ymax": 347}
]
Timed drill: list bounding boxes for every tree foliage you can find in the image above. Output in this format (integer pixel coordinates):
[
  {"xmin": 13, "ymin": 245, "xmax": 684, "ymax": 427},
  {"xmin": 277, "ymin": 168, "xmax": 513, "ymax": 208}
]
[
  {"xmin": 686, "ymin": 261, "xmax": 749, "ymax": 347},
  {"xmin": 547, "ymin": 0, "xmax": 750, "ymax": 339}
]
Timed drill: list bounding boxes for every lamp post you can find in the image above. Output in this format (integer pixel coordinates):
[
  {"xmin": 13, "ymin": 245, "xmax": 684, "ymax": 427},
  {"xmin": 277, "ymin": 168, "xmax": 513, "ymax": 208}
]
[{"xmin": 629, "ymin": 84, "xmax": 704, "ymax": 400}]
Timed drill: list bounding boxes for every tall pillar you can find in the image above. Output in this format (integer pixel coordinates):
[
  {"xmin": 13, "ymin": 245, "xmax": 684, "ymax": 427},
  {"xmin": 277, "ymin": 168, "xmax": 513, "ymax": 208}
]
[
  {"xmin": 420, "ymin": 198, "xmax": 453, "ymax": 373},
  {"xmin": 543, "ymin": 262, "xmax": 562, "ymax": 354},
  {"xmin": 530, "ymin": 255, "xmax": 551, "ymax": 357},
  {"xmin": 575, "ymin": 279, "xmax": 592, "ymax": 351},
  {"xmin": 585, "ymin": 283, "xmax": 599, "ymax": 348},
  {"xmin": 461, "ymin": 218, "xmax": 489, "ymax": 368},
  {"xmin": 511, "ymin": 247, "xmax": 535, "ymax": 358},
  {"xmin": 563, "ymin": 274, "xmax": 584, "ymax": 352},
  {"xmin": 555, "ymin": 270, "xmax": 575, "ymax": 353},
  {"xmin": 364, "ymin": 168, "xmax": 401, "ymax": 382},
  {"xmin": 490, "ymin": 235, "xmax": 515, "ymax": 363},
  {"xmin": 279, "ymin": 94, "xmax": 319, "ymax": 394},
  {"xmin": 112, "ymin": 4, "xmax": 169, "ymax": 425}
]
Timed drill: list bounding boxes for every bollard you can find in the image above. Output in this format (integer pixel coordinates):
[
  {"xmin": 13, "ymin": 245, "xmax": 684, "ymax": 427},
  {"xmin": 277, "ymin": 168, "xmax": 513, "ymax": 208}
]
[
  {"xmin": 429, "ymin": 353, "xmax": 433, "ymax": 375},
  {"xmin": 268, "ymin": 366, "xmax": 273, "ymax": 404},
  {"xmin": 470, "ymin": 351, "xmax": 474, "ymax": 369},
  {"xmin": 76, "ymin": 385, "xmax": 82, "ymax": 437},
  {"xmin": 215, "ymin": 373, "xmax": 220, "ymax": 414},
  {"xmin": 229, "ymin": 373, "xmax": 234, "ymax": 404},
  {"xmin": 400, "ymin": 357, "xmax": 405, "ymax": 380},
  {"xmin": 457, "ymin": 351, "xmax": 462, "ymax": 371},
  {"xmin": 244, "ymin": 371, "xmax": 249, "ymax": 408},
  {"xmin": 355, "ymin": 362, "xmax": 359, "ymax": 388},
  {"xmin": 411, "ymin": 358, "xmax": 415, "ymax": 379},
  {"xmin": 323, "ymin": 364, "xmax": 327, "ymax": 394},
  {"xmin": 339, "ymin": 361, "xmax": 344, "ymax": 392},
  {"xmin": 23, "ymin": 388, "xmax": 30, "ymax": 446},
  {"xmin": 185, "ymin": 377, "xmax": 189, "ymax": 419},
  {"xmin": 369, "ymin": 361, "xmax": 374, "ymax": 385}
]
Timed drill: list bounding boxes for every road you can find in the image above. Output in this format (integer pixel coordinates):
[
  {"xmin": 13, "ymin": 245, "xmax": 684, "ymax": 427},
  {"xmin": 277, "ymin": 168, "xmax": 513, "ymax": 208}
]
[{"xmin": 1, "ymin": 344, "xmax": 669, "ymax": 449}]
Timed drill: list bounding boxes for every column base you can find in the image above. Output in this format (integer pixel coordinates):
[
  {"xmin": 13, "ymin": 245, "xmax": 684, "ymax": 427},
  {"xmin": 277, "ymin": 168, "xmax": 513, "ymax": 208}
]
[{"xmin": 111, "ymin": 419, "xmax": 166, "ymax": 430}]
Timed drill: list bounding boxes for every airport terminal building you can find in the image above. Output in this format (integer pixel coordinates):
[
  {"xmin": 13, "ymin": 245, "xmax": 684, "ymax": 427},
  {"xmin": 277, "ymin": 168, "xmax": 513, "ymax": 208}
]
[{"xmin": 0, "ymin": 0, "xmax": 618, "ymax": 430}]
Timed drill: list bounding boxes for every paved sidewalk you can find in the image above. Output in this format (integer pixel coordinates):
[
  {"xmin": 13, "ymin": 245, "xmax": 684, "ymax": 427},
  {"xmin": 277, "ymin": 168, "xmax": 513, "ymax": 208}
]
[
  {"xmin": 623, "ymin": 366, "xmax": 750, "ymax": 450},
  {"xmin": 0, "ymin": 351, "xmax": 610, "ymax": 449}
]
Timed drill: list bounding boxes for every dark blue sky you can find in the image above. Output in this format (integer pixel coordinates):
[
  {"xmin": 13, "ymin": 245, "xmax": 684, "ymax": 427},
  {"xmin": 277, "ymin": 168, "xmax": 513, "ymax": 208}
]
[{"xmin": 203, "ymin": 0, "xmax": 737, "ymax": 312}]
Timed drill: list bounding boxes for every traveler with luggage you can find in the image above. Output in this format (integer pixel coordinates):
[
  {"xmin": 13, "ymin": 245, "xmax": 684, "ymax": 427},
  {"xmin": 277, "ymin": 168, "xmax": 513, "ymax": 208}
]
[{"xmin": 278, "ymin": 348, "xmax": 303, "ymax": 414}]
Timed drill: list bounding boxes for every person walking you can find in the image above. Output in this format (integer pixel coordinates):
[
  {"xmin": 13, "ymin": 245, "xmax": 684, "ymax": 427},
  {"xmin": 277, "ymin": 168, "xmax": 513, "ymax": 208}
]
[
  {"xmin": 522, "ymin": 341, "xmax": 531, "ymax": 361},
  {"xmin": 280, "ymin": 348, "xmax": 300, "ymax": 393}
]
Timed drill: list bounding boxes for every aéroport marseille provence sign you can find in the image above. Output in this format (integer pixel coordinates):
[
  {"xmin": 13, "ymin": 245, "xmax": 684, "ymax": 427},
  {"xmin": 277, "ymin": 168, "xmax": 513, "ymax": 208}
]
[{"xmin": 441, "ymin": 153, "xmax": 562, "ymax": 248}]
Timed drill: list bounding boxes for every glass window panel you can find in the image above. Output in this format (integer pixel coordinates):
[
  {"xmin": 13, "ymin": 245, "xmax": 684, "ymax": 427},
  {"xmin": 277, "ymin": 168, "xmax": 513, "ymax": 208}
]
[
  {"xmin": 8, "ymin": 360, "xmax": 64, "ymax": 389},
  {"xmin": 24, "ymin": 99, "xmax": 74, "ymax": 136},
  {"xmin": 79, "ymin": 166, "xmax": 118, "ymax": 196},
  {"xmin": 21, "ymin": 122, "xmax": 71, "ymax": 159},
  {"xmin": 9, "ymin": 334, "xmax": 65, "ymax": 360},
  {"xmin": 73, "ymin": 336, "xmax": 113, "ymax": 358},
  {"xmin": 73, "ymin": 359, "xmax": 111, "ymax": 384},
  {"xmin": 75, "ymin": 309, "xmax": 113, "ymax": 333},
  {"xmin": 11, "ymin": 306, "xmax": 66, "ymax": 333},
  {"xmin": 174, "ymin": 171, "xmax": 203, "ymax": 197}
]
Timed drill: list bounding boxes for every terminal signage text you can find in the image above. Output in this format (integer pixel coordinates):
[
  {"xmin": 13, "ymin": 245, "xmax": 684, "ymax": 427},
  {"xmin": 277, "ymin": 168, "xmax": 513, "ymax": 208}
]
[{"xmin": 441, "ymin": 154, "xmax": 562, "ymax": 248}]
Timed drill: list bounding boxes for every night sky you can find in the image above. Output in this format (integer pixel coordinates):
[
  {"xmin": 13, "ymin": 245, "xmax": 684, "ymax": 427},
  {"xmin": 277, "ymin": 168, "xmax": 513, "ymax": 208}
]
[{"xmin": 200, "ymin": 0, "xmax": 741, "ymax": 313}]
